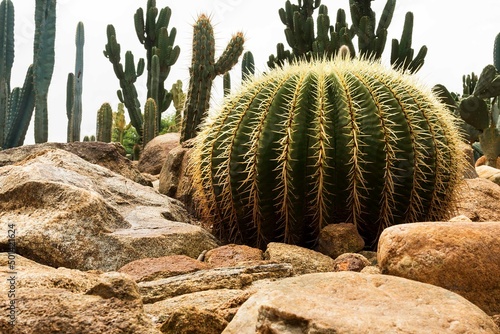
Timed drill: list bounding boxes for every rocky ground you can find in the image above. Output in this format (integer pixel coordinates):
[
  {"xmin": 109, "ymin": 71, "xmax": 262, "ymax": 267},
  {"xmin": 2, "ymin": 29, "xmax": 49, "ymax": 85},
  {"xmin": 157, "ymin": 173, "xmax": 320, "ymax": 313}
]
[{"xmin": 0, "ymin": 136, "xmax": 499, "ymax": 334}]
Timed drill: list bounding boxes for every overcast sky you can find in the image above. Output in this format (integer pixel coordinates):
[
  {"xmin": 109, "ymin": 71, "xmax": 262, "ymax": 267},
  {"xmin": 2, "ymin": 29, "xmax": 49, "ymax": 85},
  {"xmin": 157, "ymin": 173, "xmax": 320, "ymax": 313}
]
[{"xmin": 10, "ymin": 0, "xmax": 500, "ymax": 143}]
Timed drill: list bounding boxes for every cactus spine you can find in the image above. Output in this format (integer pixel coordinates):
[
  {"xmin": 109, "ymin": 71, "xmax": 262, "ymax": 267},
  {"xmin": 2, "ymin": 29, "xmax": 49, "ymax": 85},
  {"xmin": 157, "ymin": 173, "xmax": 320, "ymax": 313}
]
[
  {"xmin": 191, "ymin": 58, "xmax": 464, "ymax": 248},
  {"xmin": 180, "ymin": 14, "xmax": 245, "ymax": 143},
  {"xmin": 143, "ymin": 97, "xmax": 157, "ymax": 147},
  {"xmin": 33, "ymin": 0, "xmax": 56, "ymax": 143},
  {"xmin": 96, "ymin": 102, "xmax": 113, "ymax": 143},
  {"xmin": 67, "ymin": 21, "xmax": 84, "ymax": 142}
]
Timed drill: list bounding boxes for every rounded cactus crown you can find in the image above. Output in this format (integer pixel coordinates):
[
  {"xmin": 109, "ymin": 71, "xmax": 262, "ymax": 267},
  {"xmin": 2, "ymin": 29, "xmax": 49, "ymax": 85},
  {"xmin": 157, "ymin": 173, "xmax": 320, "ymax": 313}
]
[{"xmin": 191, "ymin": 58, "xmax": 465, "ymax": 249}]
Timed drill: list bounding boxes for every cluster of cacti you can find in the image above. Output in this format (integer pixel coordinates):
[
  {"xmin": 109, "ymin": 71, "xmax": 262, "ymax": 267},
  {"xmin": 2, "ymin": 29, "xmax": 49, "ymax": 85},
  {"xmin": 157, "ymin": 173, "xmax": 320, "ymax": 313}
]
[
  {"xmin": 104, "ymin": 0, "xmax": 179, "ymax": 144},
  {"xmin": 83, "ymin": 135, "xmax": 96, "ymax": 142},
  {"xmin": 191, "ymin": 58, "xmax": 464, "ymax": 249},
  {"xmin": 96, "ymin": 102, "xmax": 113, "ymax": 143},
  {"xmin": 180, "ymin": 14, "xmax": 245, "ymax": 142},
  {"xmin": 67, "ymin": 22, "xmax": 85, "ymax": 142},
  {"xmin": 0, "ymin": 0, "xmax": 55, "ymax": 149},
  {"xmin": 135, "ymin": 0, "xmax": 180, "ymax": 125},
  {"xmin": 268, "ymin": 0, "xmax": 353, "ymax": 69},
  {"xmin": 222, "ymin": 51, "xmax": 255, "ymax": 97},
  {"xmin": 142, "ymin": 98, "xmax": 158, "ymax": 147},
  {"xmin": 268, "ymin": 0, "xmax": 426, "ymax": 74},
  {"xmin": 436, "ymin": 33, "xmax": 500, "ymax": 168}
]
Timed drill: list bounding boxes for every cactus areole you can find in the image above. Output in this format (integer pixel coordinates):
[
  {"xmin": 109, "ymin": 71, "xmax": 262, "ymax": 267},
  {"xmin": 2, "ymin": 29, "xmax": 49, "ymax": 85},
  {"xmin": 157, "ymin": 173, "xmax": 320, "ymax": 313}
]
[{"xmin": 192, "ymin": 58, "xmax": 464, "ymax": 249}]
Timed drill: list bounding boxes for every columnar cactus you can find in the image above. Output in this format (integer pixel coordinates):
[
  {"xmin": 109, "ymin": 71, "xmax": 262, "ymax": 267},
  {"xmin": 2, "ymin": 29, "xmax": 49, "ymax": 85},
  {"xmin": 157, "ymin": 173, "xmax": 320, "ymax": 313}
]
[
  {"xmin": 171, "ymin": 80, "xmax": 185, "ymax": 131},
  {"xmin": 180, "ymin": 14, "xmax": 245, "ymax": 142},
  {"xmin": 191, "ymin": 58, "xmax": 464, "ymax": 249},
  {"xmin": 67, "ymin": 21, "xmax": 84, "ymax": 142},
  {"xmin": 241, "ymin": 51, "xmax": 255, "ymax": 82},
  {"xmin": 0, "ymin": 0, "xmax": 14, "ymax": 148},
  {"xmin": 96, "ymin": 102, "xmax": 113, "ymax": 143},
  {"xmin": 494, "ymin": 32, "xmax": 500, "ymax": 71},
  {"xmin": 143, "ymin": 97, "xmax": 157, "ymax": 147},
  {"xmin": 113, "ymin": 103, "xmax": 130, "ymax": 144},
  {"xmin": 33, "ymin": 0, "xmax": 56, "ymax": 143}
]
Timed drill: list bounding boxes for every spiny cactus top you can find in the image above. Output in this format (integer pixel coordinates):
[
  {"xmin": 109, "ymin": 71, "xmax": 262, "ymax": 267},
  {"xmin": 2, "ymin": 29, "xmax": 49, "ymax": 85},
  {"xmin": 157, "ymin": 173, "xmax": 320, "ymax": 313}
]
[{"xmin": 191, "ymin": 58, "xmax": 465, "ymax": 249}]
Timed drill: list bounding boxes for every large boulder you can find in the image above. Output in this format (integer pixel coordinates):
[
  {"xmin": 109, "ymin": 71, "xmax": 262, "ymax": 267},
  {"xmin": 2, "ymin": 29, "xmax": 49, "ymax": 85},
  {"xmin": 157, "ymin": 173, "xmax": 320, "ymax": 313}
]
[
  {"xmin": 138, "ymin": 133, "xmax": 181, "ymax": 175},
  {"xmin": 223, "ymin": 272, "xmax": 499, "ymax": 334},
  {"xmin": 0, "ymin": 141, "xmax": 151, "ymax": 185},
  {"xmin": 476, "ymin": 165, "xmax": 500, "ymax": 186},
  {"xmin": 378, "ymin": 221, "xmax": 500, "ymax": 315},
  {"xmin": 0, "ymin": 254, "xmax": 161, "ymax": 334},
  {"xmin": 456, "ymin": 178, "xmax": 500, "ymax": 221},
  {"xmin": 0, "ymin": 148, "xmax": 219, "ymax": 271}
]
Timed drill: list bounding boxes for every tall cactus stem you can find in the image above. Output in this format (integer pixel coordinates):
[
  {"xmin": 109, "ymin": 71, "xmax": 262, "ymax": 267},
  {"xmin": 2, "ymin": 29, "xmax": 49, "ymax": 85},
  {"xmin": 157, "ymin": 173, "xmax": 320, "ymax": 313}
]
[{"xmin": 96, "ymin": 102, "xmax": 113, "ymax": 143}]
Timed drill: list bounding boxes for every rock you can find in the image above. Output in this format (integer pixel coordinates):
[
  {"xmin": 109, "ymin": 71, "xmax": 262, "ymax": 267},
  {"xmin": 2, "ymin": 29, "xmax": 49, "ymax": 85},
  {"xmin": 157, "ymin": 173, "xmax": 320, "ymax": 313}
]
[
  {"xmin": 493, "ymin": 315, "xmax": 500, "ymax": 329},
  {"xmin": 160, "ymin": 306, "xmax": 228, "ymax": 334},
  {"xmin": 476, "ymin": 155, "xmax": 500, "ymax": 168},
  {"xmin": 0, "ymin": 148, "xmax": 219, "ymax": 271},
  {"xmin": 204, "ymin": 244, "xmax": 263, "ymax": 268},
  {"xmin": 138, "ymin": 133, "xmax": 180, "ymax": 175},
  {"xmin": 378, "ymin": 221, "xmax": 500, "ymax": 315},
  {"xmin": 477, "ymin": 165, "xmax": 500, "ymax": 185},
  {"xmin": 145, "ymin": 289, "xmax": 251, "ymax": 325},
  {"xmin": 0, "ymin": 254, "xmax": 160, "ymax": 334},
  {"xmin": 118, "ymin": 255, "xmax": 210, "ymax": 282},
  {"xmin": 138, "ymin": 263, "xmax": 293, "ymax": 303},
  {"xmin": 360, "ymin": 265, "xmax": 381, "ymax": 274},
  {"xmin": 264, "ymin": 242, "xmax": 335, "ymax": 275},
  {"xmin": 456, "ymin": 178, "xmax": 500, "ymax": 221},
  {"xmin": 449, "ymin": 214, "xmax": 473, "ymax": 222},
  {"xmin": 333, "ymin": 253, "xmax": 371, "ymax": 272},
  {"xmin": 223, "ymin": 272, "xmax": 499, "ymax": 334},
  {"xmin": 461, "ymin": 141, "xmax": 479, "ymax": 179},
  {"xmin": 0, "ymin": 141, "xmax": 151, "ymax": 186},
  {"xmin": 315, "ymin": 223, "xmax": 365, "ymax": 258},
  {"xmin": 158, "ymin": 139, "xmax": 197, "ymax": 215}
]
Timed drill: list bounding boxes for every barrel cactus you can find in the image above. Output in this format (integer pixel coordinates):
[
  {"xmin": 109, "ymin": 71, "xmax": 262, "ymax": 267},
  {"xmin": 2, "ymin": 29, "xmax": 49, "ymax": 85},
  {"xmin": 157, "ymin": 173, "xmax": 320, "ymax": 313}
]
[{"xmin": 191, "ymin": 58, "xmax": 464, "ymax": 249}]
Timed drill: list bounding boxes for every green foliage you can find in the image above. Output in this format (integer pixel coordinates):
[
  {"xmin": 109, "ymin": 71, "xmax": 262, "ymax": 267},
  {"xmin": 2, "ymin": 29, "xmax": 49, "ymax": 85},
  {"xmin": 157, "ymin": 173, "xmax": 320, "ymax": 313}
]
[
  {"xmin": 96, "ymin": 102, "xmax": 113, "ymax": 143},
  {"xmin": 180, "ymin": 14, "xmax": 245, "ymax": 142},
  {"xmin": 67, "ymin": 21, "xmax": 85, "ymax": 142},
  {"xmin": 191, "ymin": 58, "xmax": 464, "ymax": 249}
]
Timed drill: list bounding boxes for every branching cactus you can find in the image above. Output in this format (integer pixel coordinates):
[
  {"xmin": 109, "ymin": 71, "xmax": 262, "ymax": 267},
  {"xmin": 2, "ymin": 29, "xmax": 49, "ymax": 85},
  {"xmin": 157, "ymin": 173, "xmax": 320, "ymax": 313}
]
[
  {"xmin": 96, "ymin": 102, "xmax": 113, "ymax": 143},
  {"xmin": 191, "ymin": 58, "xmax": 464, "ymax": 249},
  {"xmin": 180, "ymin": 14, "xmax": 245, "ymax": 142}
]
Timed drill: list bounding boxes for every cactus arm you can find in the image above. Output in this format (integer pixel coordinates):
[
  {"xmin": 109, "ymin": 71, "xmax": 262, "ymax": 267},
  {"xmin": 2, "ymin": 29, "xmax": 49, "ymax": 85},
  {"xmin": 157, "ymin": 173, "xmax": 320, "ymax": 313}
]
[
  {"xmin": 33, "ymin": 0, "xmax": 56, "ymax": 143},
  {"xmin": 214, "ymin": 32, "xmax": 245, "ymax": 75},
  {"xmin": 241, "ymin": 51, "xmax": 255, "ymax": 82}
]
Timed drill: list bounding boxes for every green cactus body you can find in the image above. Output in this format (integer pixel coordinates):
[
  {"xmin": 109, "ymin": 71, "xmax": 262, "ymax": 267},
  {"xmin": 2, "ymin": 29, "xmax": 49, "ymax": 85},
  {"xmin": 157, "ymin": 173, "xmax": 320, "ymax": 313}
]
[
  {"xmin": 67, "ymin": 21, "xmax": 84, "ymax": 142},
  {"xmin": 143, "ymin": 97, "xmax": 157, "ymax": 147},
  {"xmin": 96, "ymin": 102, "xmax": 113, "ymax": 143},
  {"xmin": 241, "ymin": 51, "xmax": 255, "ymax": 82},
  {"xmin": 223, "ymin": 72, "xmax": 231, "ymax": 97},
  {"xmin": 33, "ymin": 0, "xmax": 56, "ymax": 143},
  {"xmin": 0, "ymin": 0, "xmax": 14, "ymax": 148},
  {"xmin": 191, "ymin": 58, "xmax": 464, "ymax": 248},
  {"xmin": 494, "ymin": 32, "xmax": 500, "ymax": 71},
  {"xmin": 180, "ymin": 14, "xmax": 244, "ymax": 142}
]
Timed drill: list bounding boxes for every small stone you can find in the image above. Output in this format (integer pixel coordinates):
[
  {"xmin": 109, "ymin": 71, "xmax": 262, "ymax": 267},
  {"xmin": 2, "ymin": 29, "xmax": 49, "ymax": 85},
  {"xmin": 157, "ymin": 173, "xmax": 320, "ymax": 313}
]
[
  {"xmin": 315, "ymin": 223, "xmax": 365, "ymax": 259},
  {"xmin": 160, "ymin": 306, "xmax": 228, "ymax": 334},
  {"xmin": 476, "ymin": 165, "xmax": 500, "ymax": 186},
  {"xmin": 333, "ymin": 253, "xmax": 371, "ymax": 272}
]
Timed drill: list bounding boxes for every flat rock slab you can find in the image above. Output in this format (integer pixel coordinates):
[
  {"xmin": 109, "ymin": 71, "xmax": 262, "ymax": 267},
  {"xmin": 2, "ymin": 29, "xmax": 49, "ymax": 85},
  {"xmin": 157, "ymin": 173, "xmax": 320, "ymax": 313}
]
[
  {"xmin": 378, "ymin": 221, "xmax": 500, "ymax": 315},
  {"xmin": 0, "ymin": 149, "xmax": 218, "ymax": 271},
  {"xmin": 224, "ymin": 272, "xmax": 499, "ymax": 334}
]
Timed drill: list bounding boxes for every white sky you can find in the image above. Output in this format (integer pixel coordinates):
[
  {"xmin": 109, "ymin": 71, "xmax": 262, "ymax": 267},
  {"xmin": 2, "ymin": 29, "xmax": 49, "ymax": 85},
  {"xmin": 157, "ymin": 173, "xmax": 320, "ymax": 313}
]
[{"xmin": 10, "ymin": 0, "xmax": 500, "ymax": 143}]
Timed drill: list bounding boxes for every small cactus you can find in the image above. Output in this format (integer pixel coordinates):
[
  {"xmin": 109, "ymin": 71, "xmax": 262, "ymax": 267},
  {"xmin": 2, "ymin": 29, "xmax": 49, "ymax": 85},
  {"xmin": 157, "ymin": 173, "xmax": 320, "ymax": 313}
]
[
  {"xmin": 143, "ymin": 97, "xmax": 157, "ymax": 147},
  {"xmin": 191, "ymin": 58, "xmax": 464, "ymax": 249},
  {"xmin": 96, "ymin": 102, "xmax": 113, "ymax": 143}
]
